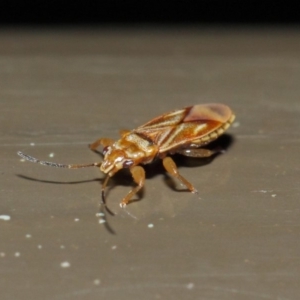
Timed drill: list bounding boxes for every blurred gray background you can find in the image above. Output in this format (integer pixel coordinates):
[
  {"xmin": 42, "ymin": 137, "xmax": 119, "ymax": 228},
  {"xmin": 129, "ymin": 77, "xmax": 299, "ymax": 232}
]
[{"xmin": 0, "ymin": 3, "xmax": 300, "ymax": 300}]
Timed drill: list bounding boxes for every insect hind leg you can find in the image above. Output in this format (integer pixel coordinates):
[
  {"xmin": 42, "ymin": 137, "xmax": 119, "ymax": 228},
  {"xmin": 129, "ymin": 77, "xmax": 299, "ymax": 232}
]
[{"xmin": 162, "ymin": 156, "xmax": 198, "ymax": 194}]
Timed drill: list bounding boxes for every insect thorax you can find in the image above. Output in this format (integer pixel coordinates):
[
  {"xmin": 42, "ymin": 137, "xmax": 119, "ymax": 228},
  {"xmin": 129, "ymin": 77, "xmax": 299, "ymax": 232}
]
[
  {"xmin": 100, "ymin": 133, "xmax": 158, "ymax": 176},
  {"xmin": 118, "ymin": 133, "xmax": 158, "ymax": 161}
]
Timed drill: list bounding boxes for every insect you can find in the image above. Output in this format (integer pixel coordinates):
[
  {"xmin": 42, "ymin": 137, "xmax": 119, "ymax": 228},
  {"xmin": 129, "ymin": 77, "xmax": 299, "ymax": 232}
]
[{"xmin": 18, "ymin": 103, "xmax": 235, "ymax": 208}]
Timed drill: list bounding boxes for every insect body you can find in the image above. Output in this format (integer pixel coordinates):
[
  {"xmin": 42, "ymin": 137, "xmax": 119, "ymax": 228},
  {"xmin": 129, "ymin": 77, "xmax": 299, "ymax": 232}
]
[{"xmin": 18, "ymin": 103, "xmax": 235, "ymax": 208}]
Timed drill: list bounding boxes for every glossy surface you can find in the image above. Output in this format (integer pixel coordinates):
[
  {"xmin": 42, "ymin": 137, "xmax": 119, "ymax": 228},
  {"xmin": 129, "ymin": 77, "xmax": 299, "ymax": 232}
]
[{"xmin": 1, "ymin": 28, "xmax": 300, "ymax": 300}]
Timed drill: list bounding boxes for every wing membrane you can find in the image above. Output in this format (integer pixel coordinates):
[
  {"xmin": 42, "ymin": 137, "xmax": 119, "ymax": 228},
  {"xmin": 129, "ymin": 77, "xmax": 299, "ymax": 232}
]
[{"xmin": 134, "ymin": 104, "xmax": 234, "ymax": 153}]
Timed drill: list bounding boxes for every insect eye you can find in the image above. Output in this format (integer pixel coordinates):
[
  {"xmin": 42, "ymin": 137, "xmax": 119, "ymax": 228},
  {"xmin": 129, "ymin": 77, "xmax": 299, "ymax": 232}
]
[
  {"xmin": 123, "ymin": 160, "xmax": 134, "ymax": 168},
  {"xmin": 102, "ymin": 146, "xmax": 110, "ymax": 155}
]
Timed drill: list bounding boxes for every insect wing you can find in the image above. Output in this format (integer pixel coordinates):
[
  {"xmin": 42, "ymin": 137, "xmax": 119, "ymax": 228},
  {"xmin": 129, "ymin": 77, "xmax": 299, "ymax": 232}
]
[
  {"xmin": 134, "ymin": 103, "xmax": 234, "ymax": 153},
  {"xmin": 134, "ymin": 107, "xmax": 186, "ymax": 142}
]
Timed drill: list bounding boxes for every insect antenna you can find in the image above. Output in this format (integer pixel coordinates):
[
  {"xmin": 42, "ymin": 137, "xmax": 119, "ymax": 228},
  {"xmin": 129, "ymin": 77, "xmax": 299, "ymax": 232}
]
[
  {"xmin": 100, "ymin": 175, "xmax": 115, "ymax": 216},
  {"xmin": 17, "ymin": 151, "xmax": 101, "ymax": 169}
]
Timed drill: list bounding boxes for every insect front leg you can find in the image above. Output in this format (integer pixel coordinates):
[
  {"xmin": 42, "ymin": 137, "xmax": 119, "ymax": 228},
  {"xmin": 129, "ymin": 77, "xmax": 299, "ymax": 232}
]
[
  {"xmin": 89, "ymin": 138, "xmax": 114, "ymax": 151},
  {"xmin": 162, "ymin": 156, "xmax": 198, "ymax": 194},
  {"xmin": 120, "ymin": 166, "xmax": 145, "ymax": 208},
  {"xmin": 119, "ymin": 129, "xmax": 131, "ymax": 137},
  {"xmin": 176, "ymin": 148, "xmax": 217, "ymax": 158}
]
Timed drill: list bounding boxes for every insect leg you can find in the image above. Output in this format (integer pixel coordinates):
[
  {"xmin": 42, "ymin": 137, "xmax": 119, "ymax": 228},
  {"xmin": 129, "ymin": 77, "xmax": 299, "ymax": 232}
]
[
  {"xmin": 176, "ymin": 148, "xmax": 217, "ymax": 158},
  {"xmin": 119, "ymin": 129, "xmax": 131, "ymax": 137},
  {"xmin": 120, "ymin": 166, "xmax": 145, "ymax": 208},
  {"xmin": 162, "ymin": 156, "xmax": 198, "ymax": 193},
  {"xmin": 89, "ymin": 138, "xmax": 114, "ymax": 151}
]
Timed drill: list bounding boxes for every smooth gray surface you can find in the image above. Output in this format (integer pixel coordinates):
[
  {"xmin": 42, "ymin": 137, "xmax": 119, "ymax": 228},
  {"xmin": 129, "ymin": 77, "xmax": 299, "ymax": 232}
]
[{"xmin": 1, "ymin": 28, "xmax": 300, "ymax": 300}]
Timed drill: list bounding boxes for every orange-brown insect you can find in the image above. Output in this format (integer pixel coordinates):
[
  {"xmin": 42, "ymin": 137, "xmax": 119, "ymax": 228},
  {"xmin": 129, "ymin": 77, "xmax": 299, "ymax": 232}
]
[{"xmin": 18, "ymin": 103, "xmax": 235, "ymax": 208}]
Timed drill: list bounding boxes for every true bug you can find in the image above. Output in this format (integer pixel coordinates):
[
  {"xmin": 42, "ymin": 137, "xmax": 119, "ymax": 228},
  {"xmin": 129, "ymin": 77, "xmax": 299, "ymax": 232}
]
[{"xmin": 18, "ymin": 103, "xmax": 235, "ymax": 208}]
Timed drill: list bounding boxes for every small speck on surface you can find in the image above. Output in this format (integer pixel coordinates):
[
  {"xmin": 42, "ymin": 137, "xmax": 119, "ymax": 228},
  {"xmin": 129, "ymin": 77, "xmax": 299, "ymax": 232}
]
[
  {"xmin": 0, "ymin": 252, "xmax": 5, "ymax": 257},
  {"xmin": 232, "ymin": 121, "xmax": 240, "ymax": 128},
  {"xmin": 93, "ymin": 279, "xmax": 101, "ymax": 285},
  {"xmin": 74, "ymin": 218, "xmax": 80, "ymax": 222},
  {"xmin": 25, "ymin": 234, "xmax": 32, "ymax": 238},
  {"xmin": 60, "ymin": 245, "xmax": 65, "ymax": 249},
  {"xmin": 49, "ymin": 153, "xmax": 55, "ymax": 158},
  {"xmin": 0, "ymin": 215, "xmax": 11, "ymax": 221},
  {"xmin": 30, "ymin": 142, "xmax": 35, "ymax": 146},
  {"xmin": 111, "ymin": 245, "xmax": 117, "ymax": 250},
  {"xmin": 148, "ymin": 223, "xmax": 154, "ymax": 228},
  {"xmin": 60, "ymin": 261, "xmax": 71, "ymax": 268},
  {"xmin": 99, "ymin": 219, "xmax": 106, "ymax": 224},
  {"xmin": 14, "ymin": 252, "xmax": 20, "ymax": 257},
  {"xmin": 186, "ymin": 283, "xmax": 195, "ymax": 290},
  {"xmin": 37, "ymin": 245, "xmax": 42, "ymax": 249},
  {"xmin": 271, "ymin": 194, "xmax": 277, "ymax": 198},
  {"xmin": 96, "ymin": 212, "xmax": 105, "ymax": 217}
]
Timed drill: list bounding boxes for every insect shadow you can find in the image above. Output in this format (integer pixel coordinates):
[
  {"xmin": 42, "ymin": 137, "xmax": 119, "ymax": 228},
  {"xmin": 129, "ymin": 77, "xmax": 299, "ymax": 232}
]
[
  {"xmin": 16, "ymin": 174, "xmax": 116, "ymax": 234},
  {"xmin": 16, "ymin": 175, "xmax": 100, "ymax": 185}
]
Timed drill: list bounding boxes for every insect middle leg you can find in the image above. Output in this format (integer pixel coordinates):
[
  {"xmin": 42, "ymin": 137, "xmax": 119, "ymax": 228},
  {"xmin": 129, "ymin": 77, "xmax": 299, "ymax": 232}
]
[
  {"xmin": 162, "ymin": 156, "xmax": 198, "ymax": 193},
  {"xmin": 120, "ymin": 166, "xmax": 145, "ymax": 207}
]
